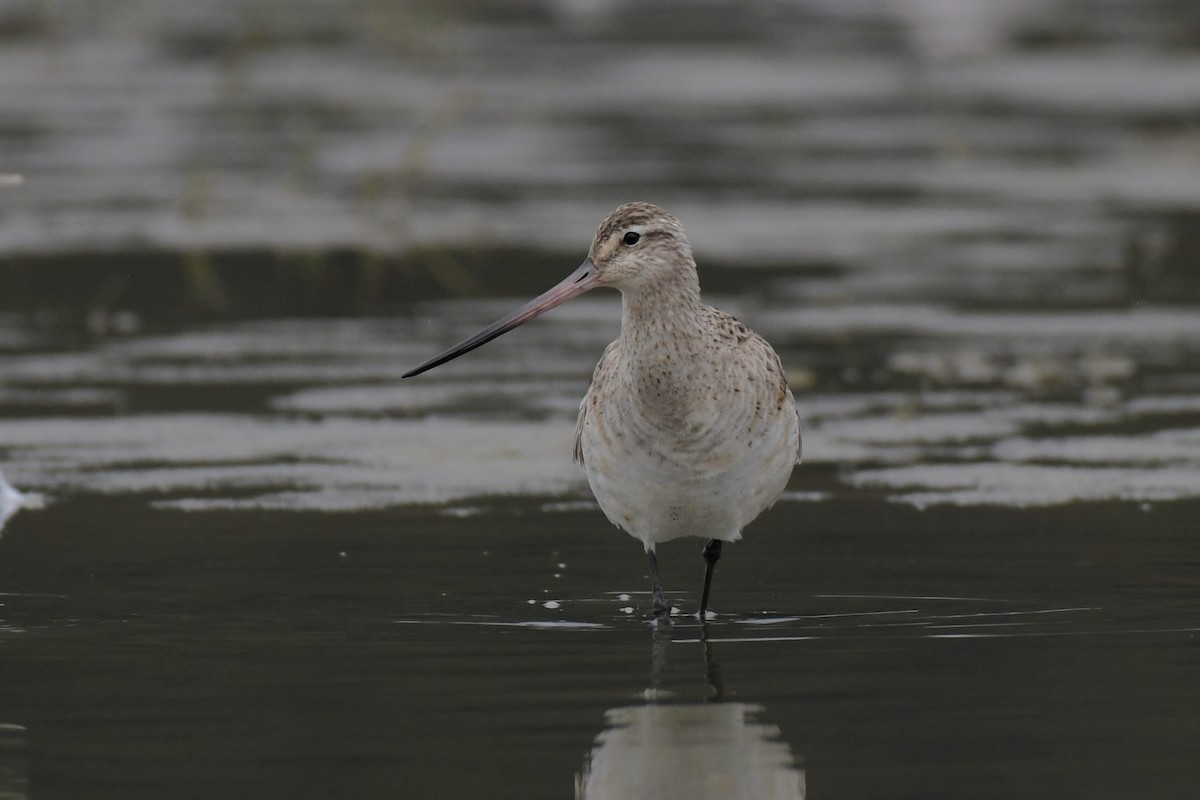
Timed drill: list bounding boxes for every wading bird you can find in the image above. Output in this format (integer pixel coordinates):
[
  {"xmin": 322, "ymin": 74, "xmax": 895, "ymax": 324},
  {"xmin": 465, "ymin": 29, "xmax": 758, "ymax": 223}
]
[{"xmin": 404, "ymin": 203, "xmax": 801, "ymax": 620}]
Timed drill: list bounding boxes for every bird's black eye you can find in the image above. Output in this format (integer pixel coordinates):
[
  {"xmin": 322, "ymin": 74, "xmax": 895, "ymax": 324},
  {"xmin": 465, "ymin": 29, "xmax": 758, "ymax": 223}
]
[{"xmin": 623, "ymin": 231, "xmax": 640, "ymax": 246}]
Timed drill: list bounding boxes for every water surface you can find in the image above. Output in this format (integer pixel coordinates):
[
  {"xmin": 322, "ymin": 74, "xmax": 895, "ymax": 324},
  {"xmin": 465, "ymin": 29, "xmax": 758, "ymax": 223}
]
[{"xmin": 2, "ymin": 1, "xmax": 1200, "ymax": 798}]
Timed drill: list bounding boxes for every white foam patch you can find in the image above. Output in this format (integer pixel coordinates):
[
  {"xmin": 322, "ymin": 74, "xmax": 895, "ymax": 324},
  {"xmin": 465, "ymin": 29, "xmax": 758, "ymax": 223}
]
[
  {"xmin": 994, "ymin": 428, "xmax": 1200, "ymax": 465},
  {"xmin": 996, "ymin": 403, "xmax": 1119, "ymax": 427},
  {"xmin": 801, "ymin": 400, "xmax": 1160, "ymax": 469},
  {"xmin": 436, "ymin": 505, "xmax": 490, "ymax": 518},
  {"xmin": 451, "ymin": 620, "xmax": 605, "ymax": 630},
  {"xmin": 777, "ymin": 491, "xmax": 829, "ymax": 503},
  {"xmin": 0, "ymin": 387, "xmax": 123, "ymax": 410},
  {"xmin": 272, "ymin": 380, "xmax": 582, "ymax": 417},
  {"xmin": 816, "ymin": 412, "xmax": 1020, "ymax": 445},
  {"xmin": 540, "ymin": 500, "xmax": 600, "ymax": 513},
  {"xmin": 798, "ymin": 390, "xmax": 1021, "ymax": 419},
  {"xmin": 0, "ymin": 319, "xmax": 605, "ymax": 425},
  {"xmin": 887, "ymin": 348, "xmax": 1139, "ymax": 390},
  {"xmin": 933, "ymin": 53, "xmax": 1200, "ymax": 116},
  {"xmin": 764, "ymin": 304, "xmax": 1200, "ymax": 342},
  {"xmin": 108, "ymin": 321, "xmax": 420, "ymax": 360},
  {"xmin": 0, "ymin": 352, "xmax": 414, "ymax": 386},
  {"xmin": 1128, "ymin": 395, "xmax": 1200, "ymax": 416},
  {"xmin": 850, "ymin": 463, "xmax": 1200, "ymax": 508},
  {"xmin": 0, "ymin": 415, "xmax": 586, "ymax": 510},
  {"xmin": 0, "ymin": 322, "xmax": 592, "ymax": 392},
  {"xmin": 796, "ymin": 429, "xmax": 922, "ymax": 465},
  {"xmin": 0, "ymin": 470, "xmax": 46, "ymax": 534}
]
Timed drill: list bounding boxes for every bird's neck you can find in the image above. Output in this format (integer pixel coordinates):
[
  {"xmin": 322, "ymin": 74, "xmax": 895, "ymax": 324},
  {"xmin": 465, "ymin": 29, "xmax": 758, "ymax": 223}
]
[
  {"xmin": 618, "ymin": 273, "xmax": 704, "ymax": 354},
  {"xmin": 616, "ymin": 273, "xmax": 713, "ymax": 418}
]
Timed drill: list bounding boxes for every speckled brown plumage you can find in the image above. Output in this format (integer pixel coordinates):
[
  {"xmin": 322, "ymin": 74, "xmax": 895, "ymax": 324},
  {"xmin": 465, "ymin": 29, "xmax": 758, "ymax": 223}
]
[
  {"xmin": 404, "ymin": 201, "xmax": 802, "ymax": 618},
  {"xmin": 572, "ymin": 203, "xmax": 801, "ymax": 553}
]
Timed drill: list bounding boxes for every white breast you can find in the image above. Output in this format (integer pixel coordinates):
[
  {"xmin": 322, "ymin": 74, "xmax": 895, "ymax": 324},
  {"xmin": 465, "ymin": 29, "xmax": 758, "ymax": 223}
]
[{"xmin": 577, "ymin": 338, "xmax": 800, "ymax": 549}]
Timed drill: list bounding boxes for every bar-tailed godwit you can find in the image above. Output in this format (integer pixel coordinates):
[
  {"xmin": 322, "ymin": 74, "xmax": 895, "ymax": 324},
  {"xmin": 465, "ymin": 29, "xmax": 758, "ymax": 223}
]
[{"xmin": 404, "ymin": 202, "xmax": 802, "ymax": 620}]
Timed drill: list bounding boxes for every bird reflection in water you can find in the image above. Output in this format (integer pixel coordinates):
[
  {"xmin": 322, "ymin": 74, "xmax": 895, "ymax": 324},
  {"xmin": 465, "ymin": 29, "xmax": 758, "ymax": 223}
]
[
  {"xmin": 0, "ymin": 723, "xmax": 29, "ymax": 800},
  {"xmin": 575, "ymin": 626, "xmax": 805, "ymax": 800}
]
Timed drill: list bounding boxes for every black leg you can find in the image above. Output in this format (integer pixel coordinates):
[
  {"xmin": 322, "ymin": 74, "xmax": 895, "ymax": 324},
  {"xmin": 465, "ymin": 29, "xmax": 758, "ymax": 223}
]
[
  {"xmin": 700, "ymin": 622, "xmax": 723, "ymax": 702},
  {"xmin": 649, "ymin": 623, "xmax": 671, "ymax": 692},
  {"xmin": 647, "ymin": 549, "xmax": 671, "ymax": 621},
  {"xmin": 699, "ymin": 538, "xmax": 723, "ymax": 617}
]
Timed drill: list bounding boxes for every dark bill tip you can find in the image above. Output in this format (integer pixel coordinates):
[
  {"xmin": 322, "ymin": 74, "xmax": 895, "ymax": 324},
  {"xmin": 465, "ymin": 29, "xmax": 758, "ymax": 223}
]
[{"xmin": 403, "ymin": 259, "xmax": 601, "ymax": 378}]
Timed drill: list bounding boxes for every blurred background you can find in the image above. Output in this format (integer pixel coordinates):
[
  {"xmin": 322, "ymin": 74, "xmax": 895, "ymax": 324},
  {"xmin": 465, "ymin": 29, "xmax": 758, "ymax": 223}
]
[
  {"xmin": 1, "ymin": 2, "xmax": 1199, "ymax": 799},
  {"xmin": 2, "ymin": 0, "xmax": 1200, "ymax": 320},
  {"xmin": 3, "ymin": 0, "xmax": 1200, "ymax": 506}
]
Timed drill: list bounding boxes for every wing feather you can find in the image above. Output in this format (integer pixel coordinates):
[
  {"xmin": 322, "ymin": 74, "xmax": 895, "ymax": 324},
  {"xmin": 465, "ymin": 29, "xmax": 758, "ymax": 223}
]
[{"xmin": 573, "ymin": 340, "xmax": 620, "ymax": 468}]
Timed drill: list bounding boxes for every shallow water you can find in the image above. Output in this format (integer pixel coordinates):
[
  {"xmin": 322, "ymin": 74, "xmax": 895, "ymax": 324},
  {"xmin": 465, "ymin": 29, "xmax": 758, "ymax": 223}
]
[
  {"xmin": 1, "ymin": 497, "xmax": 1197, "ymax": 798},
  {"xmin": 3, "ymin": 1, "xmax": 1200, "ymax": 798}
]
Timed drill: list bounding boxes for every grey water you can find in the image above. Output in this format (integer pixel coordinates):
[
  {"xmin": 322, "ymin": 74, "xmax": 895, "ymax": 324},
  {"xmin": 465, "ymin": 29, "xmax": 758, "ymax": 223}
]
[{"xmin": 2, "ymin": 0, "xmax": 1200, "ymax": 798}]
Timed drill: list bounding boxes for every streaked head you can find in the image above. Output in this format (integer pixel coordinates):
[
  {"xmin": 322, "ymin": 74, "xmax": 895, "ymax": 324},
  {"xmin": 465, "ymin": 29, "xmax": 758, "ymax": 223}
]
[
  {"xmin": 587, "ymin": 202, "xmax": 695, "ymax": 291},
  {"xmin": 402, "ymin": 202, "xmax": 693, "ymax": 378}
]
